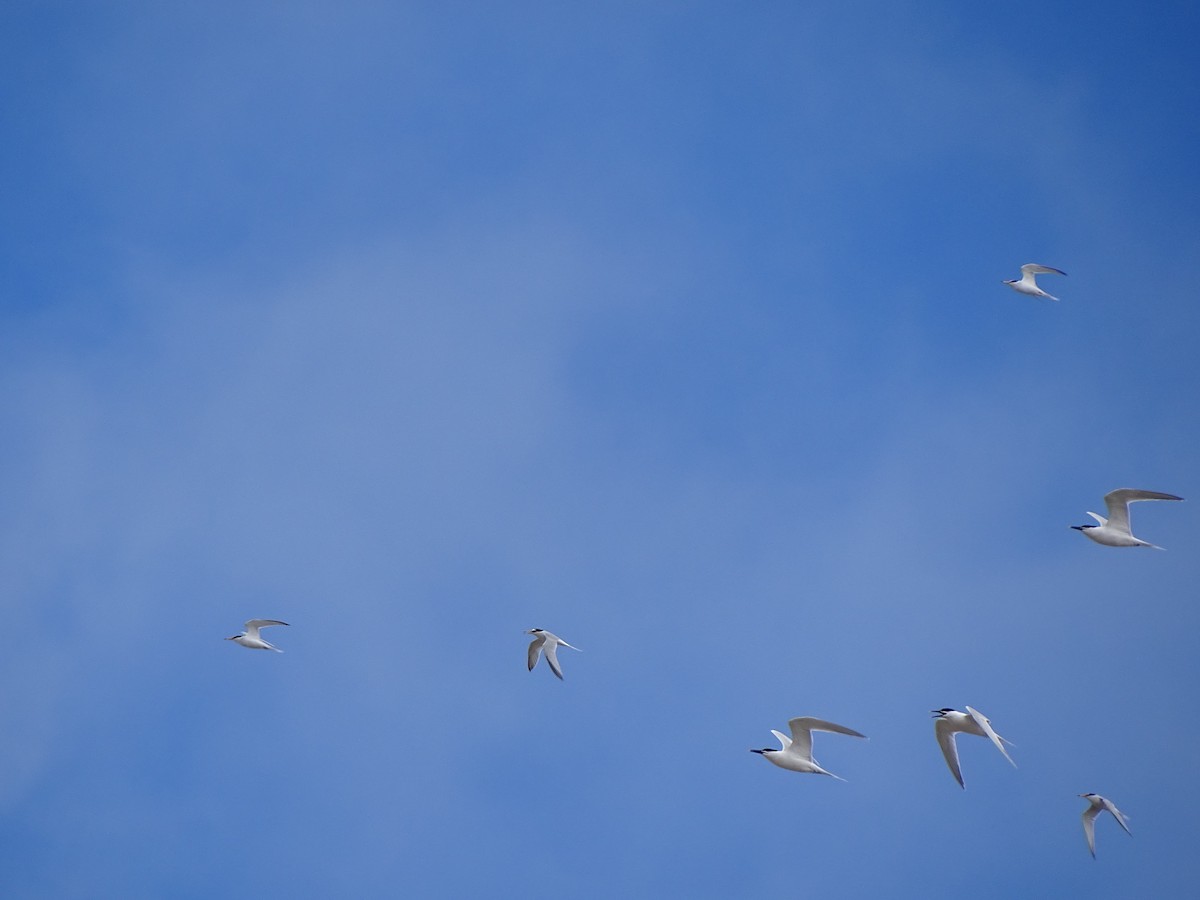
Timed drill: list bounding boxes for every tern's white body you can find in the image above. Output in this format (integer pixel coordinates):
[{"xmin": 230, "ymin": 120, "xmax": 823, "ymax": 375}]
[
  {"xmin": 1080, "ymin": 793, "xmax": 1131, "ymax": 858},
  {"xmin": 932, "ymin": 706, "xmax": 1016, "ymax": 788},
  {"xmin": 525, "ymin": 628, "xmax": 581, "ymax": 680},
  {"xmin": 226, "ymin": 619, "xmax": 289, "ymax": 652},
  {"xmin": 1004, "ymin": 263, "xmax": 1066, "ymax": 301},
  {"xmin": 1072, "ymin": 488, "xmax": 1183, "ymax": 549},
  {"xmin": 750, "ymin": 716, "xmax": 867, "ymax": 781}
]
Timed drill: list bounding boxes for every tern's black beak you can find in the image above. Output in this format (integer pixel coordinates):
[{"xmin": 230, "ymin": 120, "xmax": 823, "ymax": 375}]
[
  {"xmin": 749, "ymin": 749, "xmax": 765, "ymax": 754},
  {"xmin": 1070, "ymin": 525, "xmax": 1084, "ymax": 531}
]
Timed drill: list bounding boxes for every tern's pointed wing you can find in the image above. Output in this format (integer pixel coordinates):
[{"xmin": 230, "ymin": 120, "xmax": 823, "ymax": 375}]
[
  {"xmin": 1104, "ymin": 489, "xmax": 1182, "ymax": 534},
  {"xmin": 1101, "ymin": 798, "xmax": 1132, "ymax": 835},
  {"xmin": 935, "ymin": 719, "xmax": 965, "ymax": 788},
  {"xmin": 243, "ymin": 619, "xmax": 288, "ymax": 638},
  {"xmin": 543, "ymin": 641, "xmax": 565, "ymax": 680},
  {"xmin": 1082, "ymin": 806, "xmax": 1099, "ymax": 857},
  {"xmin": 965, "ymin": 707, "xmax": 1016, "ymax": 767},
  {"xmin": 1021, "ymin": 263, "xmax": 1066, "ymax": 277},
  {"xmin": 526, "ymin": 637, "xmax": 544, "ymax": 672},
  {"xmin": 1102, "ymin": 492, "xmax": 1134, "ymax": 533},
  {"xmin": 770, "ymin": 729, "xmax": 792, "ymax": 751},
  {"xmin": 786, "ymin": 717, "xmax": 865, "ymax": 761}
]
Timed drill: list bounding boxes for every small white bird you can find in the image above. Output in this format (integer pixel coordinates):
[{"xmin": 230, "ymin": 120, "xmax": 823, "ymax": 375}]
[
  {"xmin": 932, "ymin": 706, "xmax": 1016, "ymax": 788},
  {"xmin": 1079, "ymin": 793, "xmax": 1132, "ymax": 858},
  {"xmin": 1003, "ymin": 263, "xmax": 1067, "ymax": 301},
  {"xmin": 225, "ymin": 619, "xmax": 289, "ymax": 652},
  {"xmin": 525, "ymin": 628, "xmax": 581, "ymax": 680},
  {"xmin": 1072, "ymin": 488, "xmax": 1183, "ymax": 549},
  {"xmin": 750, "ymin": 716, "xmax": 867, "ymax": 781}
]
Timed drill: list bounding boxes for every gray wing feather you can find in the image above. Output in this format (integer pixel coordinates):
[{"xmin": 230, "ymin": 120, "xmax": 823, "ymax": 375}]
[
  {"xmin": 242, "ymin": 619, "xmax": 288, "ymax": 640},
  {"xmin": 1021, "ymin": 263, "xmax": 1066, "ymax": 276},
  {"xmin": 1102, "ymin": 798, "xmax": 1132, "ymax": 835},
  {"xmin": 935, "ymin": 719, "xmax": 965, "ymax": 788},
  {"xmin": 787, "ymin": 717, "xmax": 865, "ymax": 760},
  {"xmin": 966, "ymin": 706, "xmax": 1016, "ymax": 767},
  {"xmin": 527, "ymin": 638, "xmax": 543, "ymax": 672},
  {"xmin": 1082, "ymin": 807, "xmax": 1099, "ymax": 857},
  {"xmin": 543, "ymin": 641, "xmax": 564, "ymax": 680},
  {"xmin": 1104, "ymin": 488, "xmax": 1182, "ymax": 533}
]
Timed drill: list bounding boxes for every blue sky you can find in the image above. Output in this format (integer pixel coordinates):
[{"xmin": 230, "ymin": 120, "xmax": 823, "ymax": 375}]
[{"xmin": 2, "ymin": 2, "xmax": 1198, "ymax": 897}]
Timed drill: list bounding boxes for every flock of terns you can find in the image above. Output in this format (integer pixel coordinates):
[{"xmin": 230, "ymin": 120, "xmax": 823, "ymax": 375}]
[{"xmin": 225, "ymin": 265, "xmax": 1181, "ymax": 862}]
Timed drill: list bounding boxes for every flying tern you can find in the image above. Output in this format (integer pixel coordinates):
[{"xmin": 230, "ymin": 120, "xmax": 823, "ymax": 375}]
[
  {"xmin": 525, "ymin": 629, "xmax": 580, "ymax": 680},
  {"xmin": 932, "ymin": 706, "xmax": 1016, "ymax": 788},
  {"xmin": 1004, "ymin": 263, "xmax": 1067, "ymax": 301},
  {"xmin": 1072, "ymin": 488, "xmax": 1183, "ymax": 549},
  {"xmin": 750, "ymin": 716, "xmax": 867, "ymax": 780},
  {"xmin": 225, "ymin": 619, "xmax": 289, "ymax": 652},
  {"xmin": 1079, "ymin": 793, "xmax": 1131, "ymax": 858}
]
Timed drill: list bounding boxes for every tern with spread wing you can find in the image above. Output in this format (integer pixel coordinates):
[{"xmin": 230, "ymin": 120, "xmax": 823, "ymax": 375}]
[
  {"xmin": 1072, "ymin": 488, "xmax": 1183, "ymax": 549},
  {"xmin": 525, "ymin": 629, "xmax": 580, "ymax": 680},
  {"xmin": 1004, "ymin": 263, "xmax": 1067, "ymax": 300},
  {"xmin": 932, "ymin": 706, "xmax": 1016, "ymax": 788},
  {"xmin": 1080, "ymin": 793, "xmax": 1131, "ymax": 858},
  {"xmin": 226, "ymin": 619, "xmax": 289, "ymax": 652},
  {"xmin": 750, "ymin": 716, "xmax": 867, "ymax": 781}
]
